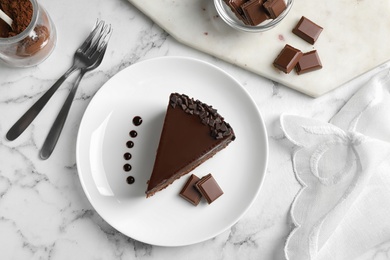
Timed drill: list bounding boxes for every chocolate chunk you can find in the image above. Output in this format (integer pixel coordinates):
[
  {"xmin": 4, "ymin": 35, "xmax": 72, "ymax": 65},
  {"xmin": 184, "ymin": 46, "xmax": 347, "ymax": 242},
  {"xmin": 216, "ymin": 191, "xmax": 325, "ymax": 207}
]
[
  {"xmin": 273, "ymin": 44, "xmax": 303, "ymax": 74},
  {"xmin": 241, "ymin": 0, "xmax": 270, "ymax": 26},
  {"xmin": 208, "ymin": 118, "xmax": 215, "ymax": 127},
  {"xmin": 292, "ymin": 16, "xmax": 323, "ymax": 44},
  {"xmin": 264, "ymin": 0, "xmax": 287, "ymax": 19},
  {"xmin": 295, "ymin": 50, "xmax": 322, "ymax": 75},
  {"xmin": 209, "ymin": 107, "xmax": 218, "ymax": 116},
  {"xmin": 224, "ymin": 0, "xmax": 250, "ymax": 24},
  {"xmin": 183, "ymin": 97, "xmax": 189, "ymax": 106},
  {"xmin": 199, "ymin": 111, "xmax": 206, "ymax": 119},
  {"xmin": 195, "ymin": 174, "xmax": 223, "ymax": 204},
  {"xmin": 220, "ymin": 123, "xmax": 228, "ymax": 132},
  {"xmin": 211, "ymin": 129, "xmax": 218, "ymax": 138},
  {"xmin": 223, "ymin": 128, "xmax": 232, "ymax": 136},
  {"xmin": 170, "ymin": 95, "xmax": 177, "ymax": 104},
  {"xmin": 179, "ymin": 174, "xmax": 202, "ymax": 206}
]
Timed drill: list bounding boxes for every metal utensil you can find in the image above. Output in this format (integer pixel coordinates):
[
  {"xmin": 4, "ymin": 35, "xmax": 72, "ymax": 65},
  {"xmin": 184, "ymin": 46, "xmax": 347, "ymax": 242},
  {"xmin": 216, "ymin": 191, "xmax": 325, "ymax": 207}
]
[
  {"xmin": 6, "ymin": 20, "xmax": 106, "ymax": 141},
  {"xmin": 0, "ymin": 8, "xmax": 13, "ymax": 27},
  {"xmin": 39, "ymin": 24, "xmax": 112, "ymax": 160}
]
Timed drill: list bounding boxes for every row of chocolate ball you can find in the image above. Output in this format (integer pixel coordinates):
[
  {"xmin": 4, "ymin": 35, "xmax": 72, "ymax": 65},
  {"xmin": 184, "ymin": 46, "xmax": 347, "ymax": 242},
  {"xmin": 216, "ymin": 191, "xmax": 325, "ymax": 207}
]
[{"xmin": 123, "ymin": 116, "xmax": 143, "ymax": 184}]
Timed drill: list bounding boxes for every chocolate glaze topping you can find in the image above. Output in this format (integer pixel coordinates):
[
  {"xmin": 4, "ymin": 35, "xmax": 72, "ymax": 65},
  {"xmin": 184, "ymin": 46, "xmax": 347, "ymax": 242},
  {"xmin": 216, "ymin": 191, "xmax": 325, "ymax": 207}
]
[{"xmin": 169, "ymin": 93, "xmax": 235, "ymax": 140}]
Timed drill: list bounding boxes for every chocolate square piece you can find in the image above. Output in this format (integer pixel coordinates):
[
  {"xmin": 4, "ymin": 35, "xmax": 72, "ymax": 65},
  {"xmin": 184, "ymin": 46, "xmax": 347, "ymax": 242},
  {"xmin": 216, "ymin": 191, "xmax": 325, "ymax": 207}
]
[
  {"xmin": 195, "ymin": 174, "xmax": 223, "ymax": 204},
  {"xmin": 179, "ymin": 174, "xmax": 202, "ymax": 206},
  {"xmin": 273, "ymin": 44, "xmax": 303, "ymax": 74},
  {"xmin": 295, "ymin": 50, "xmax": 322, "ymax": 75},
  {"xmin": 224, "ymin": 0, "xmax": 250, "ymax": 24},
  {"xmin": 263, "ymin": 0, "xmax": 287, "ymax": 19},
  {"xmin": 241, "ymin": 0, "xmax": 270, "ymax": 26},
  {"xmin": 292, "ymin": 16, "xmax": 323, "ymax": 44}
]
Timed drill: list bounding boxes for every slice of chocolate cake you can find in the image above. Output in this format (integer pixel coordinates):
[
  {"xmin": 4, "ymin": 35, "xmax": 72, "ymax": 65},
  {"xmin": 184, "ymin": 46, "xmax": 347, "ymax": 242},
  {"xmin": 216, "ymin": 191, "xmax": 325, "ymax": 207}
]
[{"xmin": 146, "ymin": 93, "xmax": 235, "ymax": 197}]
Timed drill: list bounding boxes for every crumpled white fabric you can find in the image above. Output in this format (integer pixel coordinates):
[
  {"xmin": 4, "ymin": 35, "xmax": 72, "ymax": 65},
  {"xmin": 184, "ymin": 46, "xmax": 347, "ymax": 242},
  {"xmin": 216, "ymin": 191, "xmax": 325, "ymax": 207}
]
[{"xmin": 281, "ymin": 69, "xmax": 390, "ymax": 260}]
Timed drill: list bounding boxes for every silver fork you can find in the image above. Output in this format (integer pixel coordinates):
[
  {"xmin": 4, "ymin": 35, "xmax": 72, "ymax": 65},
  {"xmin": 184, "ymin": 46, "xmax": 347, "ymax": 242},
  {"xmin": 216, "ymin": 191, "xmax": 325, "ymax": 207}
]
[
  {"xmin": 6, "ymin": 20, "xmax": 106, "ymax": 141},
  {"xmin": 39, "ymin": 24, "xmax": 112, "ymax": 160}
]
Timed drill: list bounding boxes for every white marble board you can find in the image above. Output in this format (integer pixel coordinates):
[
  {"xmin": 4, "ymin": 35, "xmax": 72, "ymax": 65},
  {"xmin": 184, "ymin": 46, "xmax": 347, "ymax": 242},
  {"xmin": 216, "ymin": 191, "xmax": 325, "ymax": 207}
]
[{"xmin": 128, "ymin": 0, "xmax": 390, "ymax": 97}]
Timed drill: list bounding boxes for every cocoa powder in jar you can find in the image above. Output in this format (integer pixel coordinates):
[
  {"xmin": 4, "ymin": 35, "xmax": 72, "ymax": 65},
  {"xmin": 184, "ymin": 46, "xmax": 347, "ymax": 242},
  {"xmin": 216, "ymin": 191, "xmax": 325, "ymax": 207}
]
[
  {"xmin": 17, "ymin": 24, "xmax": 50, "ymax": 56},
  {"xmin": 0, "ymin": 0, "xmax": 33, "ymax": 37},
  {"xmin": 0, "ymin": 0, "xmax": 51, "ymax": 57}
]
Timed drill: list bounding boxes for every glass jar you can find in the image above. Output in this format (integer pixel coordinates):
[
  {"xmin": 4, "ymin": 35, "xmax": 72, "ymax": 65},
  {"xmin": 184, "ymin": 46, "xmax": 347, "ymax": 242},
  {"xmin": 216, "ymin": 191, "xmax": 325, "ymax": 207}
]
[
  {"xmin": 214, "ymin": 0, "xmax": 294, "ymax": 33},
  {"xmin": 0, "ymin": 0, "xmax": 56, "ymax": 67}
]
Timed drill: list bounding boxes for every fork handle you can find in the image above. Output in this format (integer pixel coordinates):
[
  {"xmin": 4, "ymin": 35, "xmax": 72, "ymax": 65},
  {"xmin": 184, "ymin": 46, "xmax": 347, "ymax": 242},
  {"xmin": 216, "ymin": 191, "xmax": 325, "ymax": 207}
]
[
  {"xmin": 6, "ymin": 66, "xmax": 77, "ymax": 141},
  {"xmin": 39, "ymin": 70, "xmax": 86, "ymax": 160}
]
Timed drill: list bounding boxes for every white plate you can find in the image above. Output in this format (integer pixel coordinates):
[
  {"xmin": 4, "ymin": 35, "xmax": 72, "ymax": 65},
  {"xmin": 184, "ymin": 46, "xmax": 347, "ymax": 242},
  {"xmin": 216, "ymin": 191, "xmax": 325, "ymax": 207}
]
[{"xmin": 76, "ymin": 56, "xmax": 268, "ymax": 246}]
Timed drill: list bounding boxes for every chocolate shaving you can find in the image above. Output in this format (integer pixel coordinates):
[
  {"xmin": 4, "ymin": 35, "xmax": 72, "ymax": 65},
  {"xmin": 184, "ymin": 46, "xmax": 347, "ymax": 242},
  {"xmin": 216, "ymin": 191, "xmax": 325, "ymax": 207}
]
[{"xmin": 169, "ymin": 93, "xmax": 235, "ymax": 140}]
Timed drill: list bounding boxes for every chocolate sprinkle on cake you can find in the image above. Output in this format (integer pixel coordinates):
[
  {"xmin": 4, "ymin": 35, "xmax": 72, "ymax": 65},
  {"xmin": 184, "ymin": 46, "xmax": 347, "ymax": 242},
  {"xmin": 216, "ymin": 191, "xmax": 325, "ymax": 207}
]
[{"xmin": 169, "ymin": 93, "xmax": 236, "ymax": 140}]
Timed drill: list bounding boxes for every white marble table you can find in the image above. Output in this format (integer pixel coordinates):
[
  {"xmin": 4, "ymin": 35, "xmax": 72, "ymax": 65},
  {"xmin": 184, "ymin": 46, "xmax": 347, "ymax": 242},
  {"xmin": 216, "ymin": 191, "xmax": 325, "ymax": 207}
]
[{"xmin": 0, "ymin": 0, "xmax": 388, "ymax": 259}]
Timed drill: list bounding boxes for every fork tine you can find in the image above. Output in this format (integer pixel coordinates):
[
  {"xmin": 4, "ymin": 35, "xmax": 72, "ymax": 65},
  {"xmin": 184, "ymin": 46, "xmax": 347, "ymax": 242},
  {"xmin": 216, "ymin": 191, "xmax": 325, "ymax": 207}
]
[
  {"xmin": 95, "ymin": 26, "xmax": 112, "ymax": 58},
  {"xmin": 98, "ymin": 25, "xmax": 112, "ymax": 51},
  {"xmin": 78, "ymin": 20, "xmax": 104, "ymax": 53},
  {"xmin": 96, "ymin": 24, "xmax": 112, "ymax": 51},
  {"xmin": 95, "ymin": 36, "xmax": 110, "ymax": 61},
  {"xmin": 85, "ymin": 23, "xmax": 107, "ymax": 56},
  {"xmin": 86, "ymin": 24, "xmax": 112, "ymax": 58}
]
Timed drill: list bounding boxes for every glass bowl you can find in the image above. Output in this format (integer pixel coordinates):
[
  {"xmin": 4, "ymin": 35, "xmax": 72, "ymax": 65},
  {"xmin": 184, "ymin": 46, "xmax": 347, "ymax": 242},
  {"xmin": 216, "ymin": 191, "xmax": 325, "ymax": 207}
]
[{"xmin": 214, "ymin": 0, "xmax": 294, "ymax": 33}]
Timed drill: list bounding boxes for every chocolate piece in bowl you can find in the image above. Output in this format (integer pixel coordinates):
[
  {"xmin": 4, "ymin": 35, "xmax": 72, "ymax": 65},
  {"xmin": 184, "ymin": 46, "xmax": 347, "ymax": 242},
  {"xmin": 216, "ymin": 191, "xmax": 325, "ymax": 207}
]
[
  {"xmin": 179, "ymin": 174, "xmax": 203, "ymax": 206},
  {"xmin": 295, "ymin": 50, "xmax": 322, "ymax": 75},
  {"xmin": 223, "ymin": 0, "xmax": 250, "ymax": 24},
  {"xmin": 292, "ymin": 16, "xmax": 323, "ymax": 44},
  {"xmin": 146, "ymin": 93, "xmax": 236, "ymax": 198},
  {"xmin": 263, "ymin": 0, "xmax": 287, "ymax": 19},
  {"xmin": 241, "ymin": 0, "xmax": 270, "ymax": 26},
  {"xmin": 273, "ymin": 44, "xmax": 303, "ymax": 74},
  {"xmin": 195, "ymin": 173, "xmax": 224, "ymax": 204}
]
